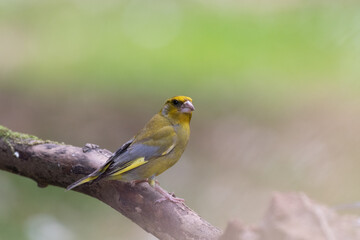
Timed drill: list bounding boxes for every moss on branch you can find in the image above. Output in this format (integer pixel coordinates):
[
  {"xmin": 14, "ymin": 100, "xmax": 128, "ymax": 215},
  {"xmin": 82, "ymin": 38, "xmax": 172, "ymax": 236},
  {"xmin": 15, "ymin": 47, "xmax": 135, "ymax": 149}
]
[{"xmin": 0, "ymin": 125, "xmax": 62, "ymax": 155}]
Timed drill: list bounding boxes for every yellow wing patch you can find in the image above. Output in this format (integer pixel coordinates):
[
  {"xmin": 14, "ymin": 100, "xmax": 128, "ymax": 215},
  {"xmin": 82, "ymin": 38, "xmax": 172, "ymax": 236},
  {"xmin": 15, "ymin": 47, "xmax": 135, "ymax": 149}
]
[{"xmin": 110, "ymin": 157, "xmax": 148, "ymax": 176}]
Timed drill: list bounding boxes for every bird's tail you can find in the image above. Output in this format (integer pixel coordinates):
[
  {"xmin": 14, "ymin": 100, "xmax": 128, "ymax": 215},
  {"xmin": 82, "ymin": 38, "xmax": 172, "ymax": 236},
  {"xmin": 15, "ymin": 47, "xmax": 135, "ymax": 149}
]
[
  {"xmin": 67, "ymin": 159, "xmax": 113, "ymax": 191},
  {"xmin": 66, "ymin": 174, "xmax": 99, "ymax": 191},
  {"xmin": 66, "ymin": 164, "xmax": 111, "ymax": 191}
]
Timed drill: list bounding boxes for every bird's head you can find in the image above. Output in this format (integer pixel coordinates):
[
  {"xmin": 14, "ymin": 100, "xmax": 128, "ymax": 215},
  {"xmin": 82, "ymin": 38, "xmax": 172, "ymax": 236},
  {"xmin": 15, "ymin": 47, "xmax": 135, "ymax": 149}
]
[{"xmin": 161, "ymin": 96, "xmax": 195, "ymax": 124}]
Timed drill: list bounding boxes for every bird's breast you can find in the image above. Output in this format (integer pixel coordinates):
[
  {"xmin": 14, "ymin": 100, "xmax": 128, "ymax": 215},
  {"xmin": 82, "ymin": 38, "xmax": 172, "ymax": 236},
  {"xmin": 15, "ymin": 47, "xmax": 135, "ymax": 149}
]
[{"xmin": 173, "ymin": 122, "xmax": 190, "ymax": 149}]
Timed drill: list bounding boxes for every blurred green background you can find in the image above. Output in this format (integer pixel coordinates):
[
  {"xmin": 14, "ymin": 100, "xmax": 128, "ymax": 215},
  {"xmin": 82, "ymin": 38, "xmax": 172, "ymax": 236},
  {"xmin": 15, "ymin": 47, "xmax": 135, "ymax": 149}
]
[{"xmin": 1, "ymin": 0, "xmax": 360, "ymax": 239}]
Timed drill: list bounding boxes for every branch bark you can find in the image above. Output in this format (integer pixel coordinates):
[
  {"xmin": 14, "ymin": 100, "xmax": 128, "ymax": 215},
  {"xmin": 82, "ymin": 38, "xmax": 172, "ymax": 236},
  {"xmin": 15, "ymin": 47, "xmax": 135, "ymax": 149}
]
[{"xmin": 0, "ymin": 125, "xmax": 221, "ymax": 240}]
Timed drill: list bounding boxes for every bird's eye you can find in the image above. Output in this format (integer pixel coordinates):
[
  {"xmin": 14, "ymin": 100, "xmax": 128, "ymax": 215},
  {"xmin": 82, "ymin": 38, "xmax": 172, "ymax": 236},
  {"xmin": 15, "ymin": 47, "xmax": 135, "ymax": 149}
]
[{"xmin": 172, "ymin": 99, "xmax": 180, "ymax": 105}]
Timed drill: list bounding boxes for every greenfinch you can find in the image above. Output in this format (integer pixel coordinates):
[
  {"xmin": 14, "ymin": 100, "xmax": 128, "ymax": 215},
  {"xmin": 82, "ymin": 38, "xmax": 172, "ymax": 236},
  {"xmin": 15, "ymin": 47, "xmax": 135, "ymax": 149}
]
[{"xmin": 67, "ymin": 96, "xmax": 194, "ymax": 202}]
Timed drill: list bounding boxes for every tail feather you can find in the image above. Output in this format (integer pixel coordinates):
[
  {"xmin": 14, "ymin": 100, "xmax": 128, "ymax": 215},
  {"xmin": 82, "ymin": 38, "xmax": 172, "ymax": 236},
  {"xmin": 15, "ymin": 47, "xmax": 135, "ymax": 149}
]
[
  {"xmin": 67, "ymin": 159, "xmax": 113, "ymax": 191},
  {"xmin": 66, "ymin": 174, "xmax": 99, "ymax": 191}
]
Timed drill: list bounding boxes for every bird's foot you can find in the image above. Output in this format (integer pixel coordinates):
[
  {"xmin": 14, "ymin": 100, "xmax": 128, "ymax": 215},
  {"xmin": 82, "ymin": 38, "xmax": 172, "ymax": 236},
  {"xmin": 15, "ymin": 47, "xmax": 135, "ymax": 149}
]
[
  {"xmin": 129, "ymin": 179, "xmax": 148, "ymax": 187},
  {"xmin": 129, "ymin": 179, "xmax": 160, "ymax": 187},
  {"xmin": 155, "ymin": 193, "xmax": 185, "ymax": 204},
  {"xmin": 154, "ymin": 185, "xmax": 185, "ymax": 208}
]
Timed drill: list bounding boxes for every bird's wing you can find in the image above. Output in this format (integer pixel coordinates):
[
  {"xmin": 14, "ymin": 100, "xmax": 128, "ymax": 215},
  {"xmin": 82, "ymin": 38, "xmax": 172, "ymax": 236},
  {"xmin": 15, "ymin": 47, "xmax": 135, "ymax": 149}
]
[{"xmin": 102, "ymin": 125, "xmax": 177, "ymax": 177}]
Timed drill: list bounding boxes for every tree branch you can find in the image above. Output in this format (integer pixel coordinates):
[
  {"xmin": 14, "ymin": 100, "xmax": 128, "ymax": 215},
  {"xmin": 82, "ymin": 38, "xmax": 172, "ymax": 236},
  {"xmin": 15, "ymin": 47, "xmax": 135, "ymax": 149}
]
[{"xmin": 0, "ymin": 125, "xmax": 221, "ymax": 240}]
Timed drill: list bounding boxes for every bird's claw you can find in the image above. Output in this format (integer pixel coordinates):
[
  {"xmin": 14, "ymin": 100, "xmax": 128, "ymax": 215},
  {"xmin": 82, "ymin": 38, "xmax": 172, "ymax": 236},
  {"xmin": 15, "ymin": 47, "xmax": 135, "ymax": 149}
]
[
  {"xmin": 131, "ymin": 179, "xmax": 186, "ymax": 208},
  {"xmin": 129, "ymin": 179, "xmax": 148, "ymax": 187},
  {"xmin": 129, "ymin": 179, "xmax": 160, "ymax": 187},
  {"xmin": 154, "ymin": 190, "xmax": 185, "ymax": 209},
  {"xmin": 155, "ymin": 195, "xmax": 185, "ymax": 204}
]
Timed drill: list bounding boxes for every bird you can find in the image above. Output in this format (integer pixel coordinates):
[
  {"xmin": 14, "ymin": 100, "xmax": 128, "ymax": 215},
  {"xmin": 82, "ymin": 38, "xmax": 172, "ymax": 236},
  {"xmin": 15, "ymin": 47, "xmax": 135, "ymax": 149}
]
[{"xmin": 66, "ymin": 96, "xmax": 194, "ymax": 203}]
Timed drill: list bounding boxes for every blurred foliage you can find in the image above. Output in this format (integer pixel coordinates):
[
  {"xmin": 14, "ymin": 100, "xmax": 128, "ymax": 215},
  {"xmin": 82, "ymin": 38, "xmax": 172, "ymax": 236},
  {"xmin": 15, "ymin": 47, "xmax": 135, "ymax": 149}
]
[
  {"xmin": 2, "ymin": 0, "xmax": 360, "ymax": 97},
  {"xmin": 1, "ymin": 0, "xmax": 360, "ymax": 239}
]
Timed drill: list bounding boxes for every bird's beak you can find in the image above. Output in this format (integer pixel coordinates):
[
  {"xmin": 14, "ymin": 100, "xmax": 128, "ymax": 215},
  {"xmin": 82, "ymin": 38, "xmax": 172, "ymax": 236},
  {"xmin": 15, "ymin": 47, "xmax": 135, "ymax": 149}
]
[{"xmin": 181, "ymin": 101, "xmax": 195, "ymax": 113}]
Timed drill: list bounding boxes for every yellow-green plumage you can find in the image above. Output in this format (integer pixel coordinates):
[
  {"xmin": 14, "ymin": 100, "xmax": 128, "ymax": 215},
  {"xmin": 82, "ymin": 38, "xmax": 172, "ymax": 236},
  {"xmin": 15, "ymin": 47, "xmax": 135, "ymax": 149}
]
[{"xmin": 67, "ymin": 96, "xmax": 194, "ymax": 191}]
